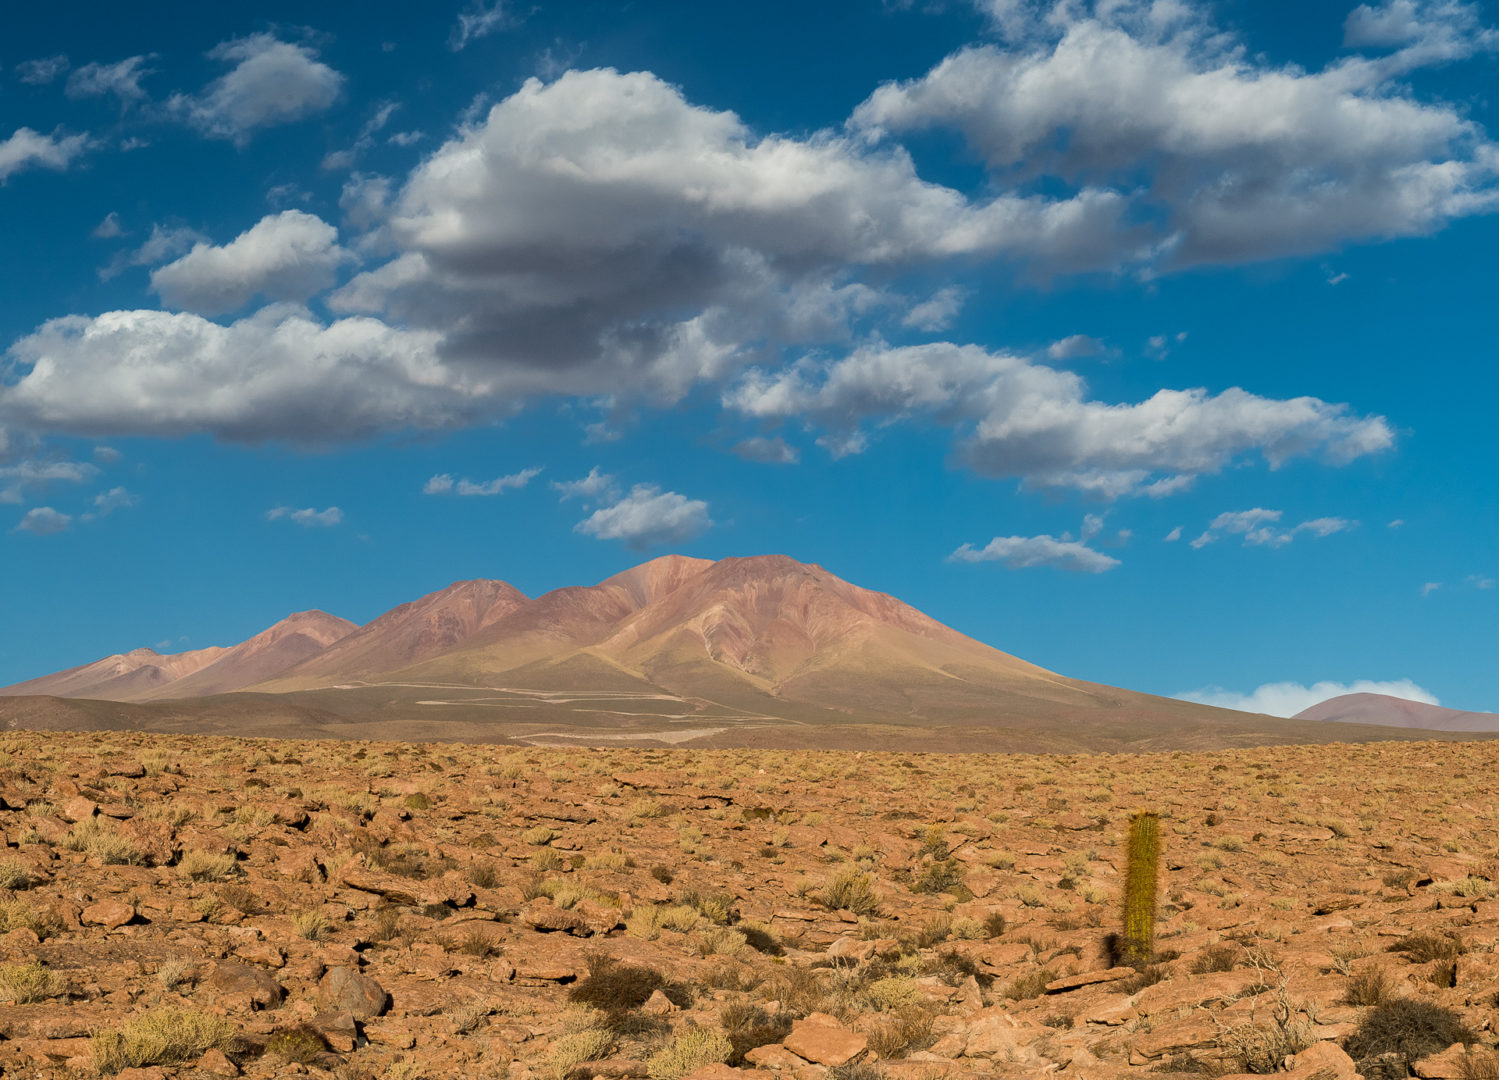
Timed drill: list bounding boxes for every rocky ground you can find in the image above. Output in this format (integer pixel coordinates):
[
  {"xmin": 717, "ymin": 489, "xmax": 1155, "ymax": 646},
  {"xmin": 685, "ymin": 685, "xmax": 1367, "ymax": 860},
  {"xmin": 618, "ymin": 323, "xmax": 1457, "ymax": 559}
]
[{"xmin": 1, "ymin": 731, "xmax": 1498, "ymax": 1080}]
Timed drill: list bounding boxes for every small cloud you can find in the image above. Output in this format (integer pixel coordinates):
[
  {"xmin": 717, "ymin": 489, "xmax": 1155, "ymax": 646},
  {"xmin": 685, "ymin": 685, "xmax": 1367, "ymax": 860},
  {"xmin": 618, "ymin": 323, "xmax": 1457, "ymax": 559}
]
[
  {"xmin": 1422, "ymin": 581, "xmax": 1443, "ymax": 597},
  {"xmin": 91, "ymin": 212, "xmax": 125, "ymax": 239},
  {"xmin": 266, "ymin": 505, "xmax": 342, "ymax": 527},
  {"xmin": 66, "ymin": 55, "xmax": 155, "ymax": 105},
  {"xmin": 169, "ymin": 34, "xmax": 344, "ymax": 145},
  {"xmin": 901, "ymin": 286, "xmax": 966, "ymax": 332},
  {"xmin": 1327, "ymin": 271, "xmax": 1350, "ymax": 286},
  {"xmin": 731, "ymin": 436, "xmax": 800, "ymax": 465},
  {"xmin": 92, "ymin": 486, "xmax": 138, "ymax": 514},
  {"xmin": 1164, "ymin": 526, "xmax": 1182, "ymax": 542},
  {"xmin": 16, "ymin": 506, "xmax": 71, "ymax": 535},
  {"xmin": 1388, "ymin": 518, "xmax": 1405, "ymax": 528},
  {"xmin": 576, "ymin": 485, "xmax": 712, "ymax": 549},
  {"xmin": 950, "ymin": 529, "xmax": 1121, "ymax": 573},
  {"xmin": 1047, "ymin": 334, "xmax": 1109, "ymax": 361},
  {"xmin": 424, "ymin": 467, "xmax": 541, "ymax": 496},
  {"xmin": 1176, "ymin": 678, "xmax": 1439, "ymax": 718},
  {"xmin": 1467, "ymin": 574, "xmax": 1495, "ymax": 590},
  {"xmin": 1146, "ymin": 331, "xmax": 1189, "ymax": 357},
  {"xmin": 93, "ymin": 445, "xmax": 122, "ymax": 464},
  {"xmin": 553, "ymin": 467, "xmax": 619, "ymax": 503}
]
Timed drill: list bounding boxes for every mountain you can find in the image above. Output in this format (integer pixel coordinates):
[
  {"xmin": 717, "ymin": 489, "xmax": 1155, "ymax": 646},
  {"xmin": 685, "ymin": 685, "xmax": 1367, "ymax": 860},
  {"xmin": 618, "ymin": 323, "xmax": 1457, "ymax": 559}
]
[
  {"xmin": 142, "ymin": 610, "xmax": 358, "ymax": 700},
  {"xmin": 0, "ymin": 611, "xmax": 355, "ymax": 703},
  {"xmin": 1294, "ymin": 693, "xmax": 1499, "ymax": 731},
  {"xmin": 0, "ymin": 644, "xmax": 229, "ymax": 702},
  {"xmin": 6, "ymin": 554, "xmax": 1486, "ymax": 752},
  {"xmin": 258, "ymin": 579, "xmax": 529, "ymax": 688}
]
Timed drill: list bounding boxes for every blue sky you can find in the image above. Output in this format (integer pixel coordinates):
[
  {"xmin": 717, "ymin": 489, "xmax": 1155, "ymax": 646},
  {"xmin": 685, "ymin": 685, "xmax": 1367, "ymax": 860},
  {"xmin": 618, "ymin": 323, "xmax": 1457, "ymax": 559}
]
[{"xmin": 2, "ymin": 0, "xmax": 1495, "ymax": 716}]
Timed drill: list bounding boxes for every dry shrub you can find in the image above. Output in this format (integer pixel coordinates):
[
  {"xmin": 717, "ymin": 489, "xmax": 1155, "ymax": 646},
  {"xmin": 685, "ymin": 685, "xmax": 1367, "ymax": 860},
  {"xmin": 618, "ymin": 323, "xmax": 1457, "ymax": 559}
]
[
  {"xmin": 92, "ymin": 1008, "xmax": 236, "ymax": 1074},
  {"xmin": 721, "ymin": 1000, "xmax": 791, "ymax": 1063},
  {"xmin": 548, "ymin": 1027, "xmax": 612, "ymax": 1080},
  {"xmin": 1389, "ymin": 932, "xmax": 1466, "ymax": 963},
  {"xmin": 0, "ymin": 859, "xmax": 34, "ymax": 890},
  {"xmin": 177, "ymin": 850, "xmax": 237, "ymax": 882},
  {"xmin": 293, "ymin": 910, "xmax": 330, "ymax": 941},
  {"xmin": 864, "ymin": 1005, "xmax": 935, "ymax": 1059},
  {"xmin": 568, "ymin": 954, "xmax": 677, "ymax": 1019},
  {"xmin": 1346, "ymin": 998, "xmax": 1475, "ymax": 1075},
  {"xmin": 1214, "ymin": 983, "xmax": 1314, "ymax": 1074},
  {"xmin": 819, "ymin": 868, "xmax": 882, "ymax": 916},
  {"xmin": 453, "ymin": 925, "xmax": 501, "ymax": 958},
  {"xmin": 0, "ymin": 897, "xmax": 61, "ymax": 939},
  {"xmin": 758, "ymin": 964, "xmax": 828, "ymax": 1016},
  {"xmin": 1003, "ymin": 968, "xmax": 1056, "ymax": 1000},
  {"xmin": 369, "ymin": 906, "xmax": 404, "ymax": 942},
  {"xmin": 0, "ymin": 961, "xmax": 65, "ymax": 1003},
  {"xmin": 1191, "ymin": 942, "xmax": 1240, "ymax": 974},
  {"xmin": 646, "ymin": 1027, "xmax": 732, "ymax": 1080},
  {"xmin": 1343, "ymin": 966, "xmax": 1393, "ymax": 1007}
]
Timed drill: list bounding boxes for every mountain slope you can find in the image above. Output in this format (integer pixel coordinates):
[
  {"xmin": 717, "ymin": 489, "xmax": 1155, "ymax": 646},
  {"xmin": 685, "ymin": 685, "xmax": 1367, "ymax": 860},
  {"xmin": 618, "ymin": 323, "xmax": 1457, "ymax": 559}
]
[
  {"xmin": 1295, "ymin": 693, "xmax": 1499, "ymax": 731},
  {"xmin": 258, "ymin": 579, "xmax": 530, "ymax": 689},
  {"xmin": 143, "ymin": 611, "xmax": 358, "ymax": 700}
]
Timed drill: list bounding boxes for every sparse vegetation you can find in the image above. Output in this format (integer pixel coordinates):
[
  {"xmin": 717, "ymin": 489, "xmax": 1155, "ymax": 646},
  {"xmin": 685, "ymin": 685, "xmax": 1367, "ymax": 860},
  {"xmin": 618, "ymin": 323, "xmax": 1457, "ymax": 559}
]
[{"xmin": 91, "ymin": 1008, "xmax": 237, "ymax": 1074}]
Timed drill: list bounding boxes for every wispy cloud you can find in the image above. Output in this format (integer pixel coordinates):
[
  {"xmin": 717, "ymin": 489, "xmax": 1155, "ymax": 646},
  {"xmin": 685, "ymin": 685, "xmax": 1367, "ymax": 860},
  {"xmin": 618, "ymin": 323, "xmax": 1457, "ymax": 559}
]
[
  {"xmin": 423, "ymin": 467, "xmax": 541, "ymax": 496},
  {"xmin": 266, "ymin": 505, "xmax": 343, "ymax": 527}
]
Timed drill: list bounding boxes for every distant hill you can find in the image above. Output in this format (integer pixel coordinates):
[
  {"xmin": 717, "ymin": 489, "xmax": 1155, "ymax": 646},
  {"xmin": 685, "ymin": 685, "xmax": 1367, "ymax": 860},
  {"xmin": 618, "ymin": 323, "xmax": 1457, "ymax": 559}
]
[
  {"xmin": 1295, "ymin": 692, "xmax": 1499, "ymax": 732},
  {"xmin": 1, "ymin": 611, "xmax": 355, "ymax": 703}
]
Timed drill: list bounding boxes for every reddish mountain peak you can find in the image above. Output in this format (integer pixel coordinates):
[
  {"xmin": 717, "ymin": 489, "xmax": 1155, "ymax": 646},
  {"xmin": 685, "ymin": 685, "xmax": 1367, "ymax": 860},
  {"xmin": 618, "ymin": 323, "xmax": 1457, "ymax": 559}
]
[
  {"xmin": 245, "ymin": 610, "xmax": 358, "ymax": 648},
  {"xmin": 600, "ymin": 555, "xmax": 715, "ymax": 606}
]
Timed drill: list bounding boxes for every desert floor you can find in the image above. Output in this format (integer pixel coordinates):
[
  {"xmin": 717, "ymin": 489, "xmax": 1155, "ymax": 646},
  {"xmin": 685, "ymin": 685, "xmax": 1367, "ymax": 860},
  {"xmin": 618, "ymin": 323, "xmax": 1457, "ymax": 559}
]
[{"xmin": 1, "ymin": 731, "xmax": 1496, "ymax": 1080}]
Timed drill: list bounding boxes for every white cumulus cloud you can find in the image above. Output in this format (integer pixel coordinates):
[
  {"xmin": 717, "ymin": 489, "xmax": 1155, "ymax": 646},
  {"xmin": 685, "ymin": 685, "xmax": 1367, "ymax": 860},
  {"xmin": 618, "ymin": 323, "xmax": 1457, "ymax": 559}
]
[
  {"xmin": 169, "ymin": 34, "xmax": 343, "ymax": 144},
  {"xmin": 1, "ymin": 308, "xmax": 468, "ymax": 443},
  {"xmin": 150, "ymin": 211, "xmax": 352, "ymax": 314},
  {"xmin": 15, "ymin": 506, "xmax": 71, "ymax": 535},
  {"xmin": 576, "ymin": 484, "xmax": 712, "ymax": 548},
  {"xmin": 854, "ymin": 0, "xmax": 1499, "ymax": 268},
  {"xmin": 726, "ymin": 342, "xmax": 1392, "ymax": 497}
]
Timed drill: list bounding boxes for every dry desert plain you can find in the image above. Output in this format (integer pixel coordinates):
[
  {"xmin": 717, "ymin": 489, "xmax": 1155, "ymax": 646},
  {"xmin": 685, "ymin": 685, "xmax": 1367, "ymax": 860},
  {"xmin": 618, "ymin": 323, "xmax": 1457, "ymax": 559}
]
[{"xmin": 2, "ymin": 731, "xmax": 1499, "ymax": 1080}]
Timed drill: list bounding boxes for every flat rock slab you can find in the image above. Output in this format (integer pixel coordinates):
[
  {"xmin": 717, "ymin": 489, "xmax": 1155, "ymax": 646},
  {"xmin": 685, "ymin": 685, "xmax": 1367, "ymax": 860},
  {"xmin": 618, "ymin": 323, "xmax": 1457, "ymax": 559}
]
[
  {"xmin": 783, "ymin": 1016, "xmax": 868, "ymax": 1067},
  {"xmin": 1045, "ymin": 968, "xmax": 1135, "ymax": 993}
]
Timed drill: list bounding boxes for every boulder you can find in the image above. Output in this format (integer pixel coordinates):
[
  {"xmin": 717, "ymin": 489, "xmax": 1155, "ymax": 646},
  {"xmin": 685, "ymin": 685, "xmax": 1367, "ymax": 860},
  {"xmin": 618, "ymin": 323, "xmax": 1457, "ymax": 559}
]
[{"xmin": 316, "ymin": 966, "xmax": 389, "ymax": 1019}]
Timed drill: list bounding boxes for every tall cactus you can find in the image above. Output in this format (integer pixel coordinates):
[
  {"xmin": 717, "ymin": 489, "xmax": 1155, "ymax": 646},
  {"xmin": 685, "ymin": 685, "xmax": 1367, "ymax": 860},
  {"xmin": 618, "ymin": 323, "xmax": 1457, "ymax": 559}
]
[{"xmin": 1120, "ymin": 810, "xmax": 1160, "ymax": 969}]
